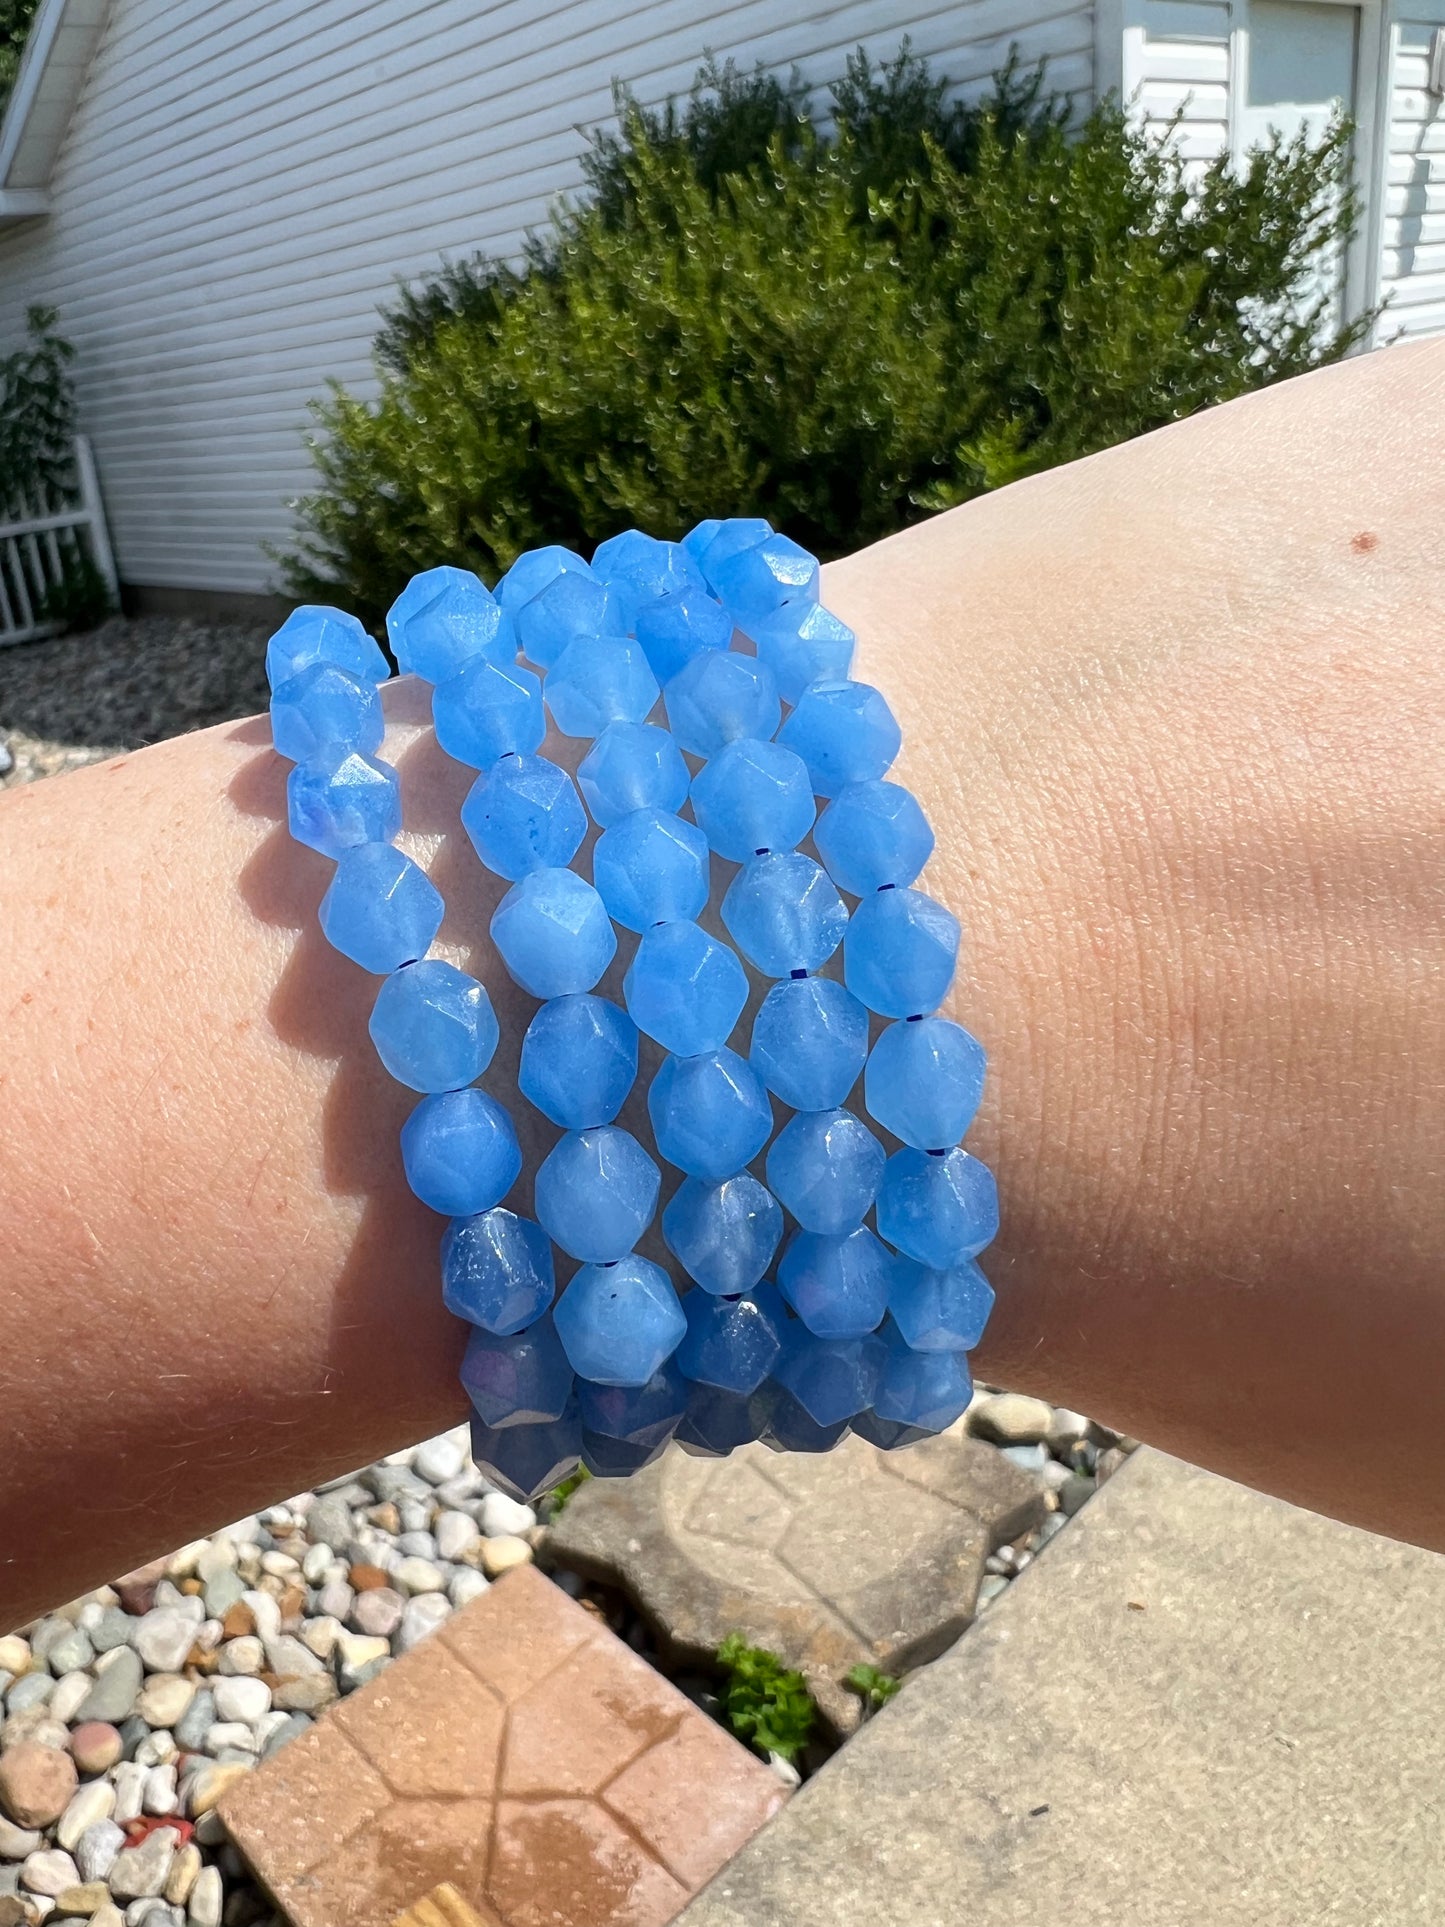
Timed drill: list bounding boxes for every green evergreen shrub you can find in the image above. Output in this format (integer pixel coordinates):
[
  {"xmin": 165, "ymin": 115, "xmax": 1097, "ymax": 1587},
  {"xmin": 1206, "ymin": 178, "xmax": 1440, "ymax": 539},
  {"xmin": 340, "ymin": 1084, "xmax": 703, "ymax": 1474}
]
[
  {"xmin": 284, "ymin": 49, "xmax": 1369, "ymax": 622},
  {"xmin": 0, "ymin": 305, "xmax": 77, "ymax": 502}
]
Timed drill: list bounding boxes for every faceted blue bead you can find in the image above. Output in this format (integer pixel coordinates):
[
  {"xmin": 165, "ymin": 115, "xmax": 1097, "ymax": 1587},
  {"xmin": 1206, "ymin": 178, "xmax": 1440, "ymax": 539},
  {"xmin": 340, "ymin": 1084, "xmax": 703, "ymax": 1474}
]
[
  {"xmin": 519, "ymin": 994, "xmax": 638, "ymax": 1129},
  {"xmin": 623, "ymin": 920, "xmax": 748, "ymax": 1056},
  {"xmin": 496, "ymin": 544, "xmax": 593, "ymax": 612},
  {"xmin": 864, "ymin": 1017, "xmax": 985, "ymax": 1149},
  {"xmin": 581, "ymin": 1429, "xmax": 670, "ymax": 1477},
  {"xmin": 664, "ymin": 650, "xmax": 779, "ymax": 759},
  {"xmin": 514, "ymin": 569, "xmax": 628, "ymax": 670},
  {"xmin": 459, "ymin": 1313, "xmax": 573, "ymax": 1429},
  {"xmin": 852, "ymin": 1409, "xmax": 930, "ymax": 1451},
  {"xmin": 286, "ymin": 748, "xmax": 400, "ymax": 858},
  {"xmin": 432, "ymin": 658, "xmax": 545, "ymax": 768},
  {"xmin": 553, "ymin": 1255, "xmax": 685, "ymax": 1386},
  {"xmin": 265, "ymin": 604, "xmax": 388, "ymax": 691},
  {"xmin": 675, "ymin": 1383, "xmax": 767, "ymax": 1456},
  {"xmin": 318, "ymin": 842, "xmax": 444, "ymax": 974},
  {"xmin": 766, "ymin": 1109, "xmax": 885, "ymax": 1236},
  {"xmin": 594, "ymin": 533, "xmax": 706, "ymax": 624},
  {"xmin": 777, "ymin": 680, "xmax": 901, "ymax": 797},
  {"xmin": 648, "ymin": 1047, "xmax": 773, "ymax": 1182},
  {"xmin": 442, "ymin": 1207, "xmax": 553, "ymax": 1333},
  {"xmin": 770, "ymin": 1326, "xmax": 885, "ymax": 1426},
  {"xmin": 751, "ymin": 602, "xmax": 856, "ymax": 704},
  {"xmin": 872, "ymin": 1326, "xmax": 974, "ymax": 1432},
  {"xmin": 634, "ymin": 590, "xmax": 733, "ymax": 684},
  {"xmin": 759, "ymin": 1385, "xmax": 851, "ymax": 1454},
  {"xmin": 711, "ymin": 532, "xmax": 820, "ymax": 627},
  {"xmin": 844, "ymin": 887, "xmax": 960, "ymax": 1018},
  {"xmin": 778, "ymin": 1227, "xmax": 891, "ymax": 1338},
  {"xmin": 593, "ymin": 808, "xmax": 710, "ymax": 933},
  {"xmin": 721, "ymin": 852, "xmax": 847, "ymax": 977},
  {"xmin": 662, "ymin": 1174, "xmax": 782, "ymax": 1295},
  {"xmin": 676, "ymin": 1283, "xmax": 784, "ymax": 1395},
  {"xmin": 270, "ymin": 662, "xmax": 383, "ymax": 763},
  {"xmin": 369, "ymin": 959, "xmax": 498, "ymax": 1092},
  {"xmin": 490, "ymin": 867, "xmax": 617, "ymax": 998},
  {"xmin": 386, "ymin": 567, "xmax": 513, "ymax": 683},
  {"xmin": 749, "ymin": 977, "xmax": 869, "ymax": 1111},
  {"xmin": 577, "ymin": 1356, "xmax": 688, "ymax": 1447},
  {"xmin": 680, "ymin": 517, "xmax": 724, "ymax": 562},
  {"xmin": 876, "ymin": 1147, "xmax": 999, "ymax": 1269},
  {"xmin": 689, "ymin": 738, "xmax": 815, "ymax": 862},
  {"xmin": 887, "ymin": 1255, "xmax": 995, "ymax": 1353},
  {"xmin": 403, "ymin": 1091, "xmax": 523, "ymax": 1218},
  {"xmin": 533, "ymin": 1126, "xmax": 660, "ymax": 1262},
  {"xmin": 578, "ymin": 722, "xmax": 690, "ymax": 827},
  {"xmin": 698, "ymin": 519, "xmax": 772, "ymax": 591},
  {"xmin": 546, "ymin": 635, "xmax": 660, "ymax": 738},
  {"xmin": 469, "ymin": 1403, "xmax": 582, "ymax": 1502},
  {"xmin": 460, "ymin": 753, "xmax": 586, "ymax": 880},
  {"xmin": 814, "ymin": 779, "xmax": 935, "ymax": 895}
]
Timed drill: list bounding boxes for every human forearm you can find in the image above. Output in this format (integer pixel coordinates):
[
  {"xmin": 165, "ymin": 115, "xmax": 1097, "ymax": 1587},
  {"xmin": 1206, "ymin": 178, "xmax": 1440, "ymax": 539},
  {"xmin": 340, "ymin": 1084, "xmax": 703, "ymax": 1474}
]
[{"xmin": 1, "ymin": 341, "xmax": 1441, "ymax": 1630}]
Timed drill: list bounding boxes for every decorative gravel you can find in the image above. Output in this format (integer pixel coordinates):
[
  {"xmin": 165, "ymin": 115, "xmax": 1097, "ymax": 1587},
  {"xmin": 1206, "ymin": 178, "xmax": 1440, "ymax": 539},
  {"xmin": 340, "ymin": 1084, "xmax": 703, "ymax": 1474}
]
[{"xmin": 0, "ymin": 616, "xmax": 271, "ymax": 787}]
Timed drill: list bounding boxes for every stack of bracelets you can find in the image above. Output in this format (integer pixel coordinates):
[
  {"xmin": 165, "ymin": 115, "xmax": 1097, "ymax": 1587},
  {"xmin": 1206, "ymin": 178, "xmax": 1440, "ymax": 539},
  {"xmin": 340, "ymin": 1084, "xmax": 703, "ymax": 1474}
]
[{"xmin": 266, "ymin": 518, "xmax": 998, "ymax": 1501}]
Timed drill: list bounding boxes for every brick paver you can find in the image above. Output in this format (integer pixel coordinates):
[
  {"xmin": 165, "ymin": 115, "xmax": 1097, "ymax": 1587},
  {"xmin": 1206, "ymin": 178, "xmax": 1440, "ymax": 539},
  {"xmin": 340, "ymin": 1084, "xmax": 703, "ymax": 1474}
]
[{"xmin": 221, "ymin": 1565, "xmax": 784, "ymax": 1927}]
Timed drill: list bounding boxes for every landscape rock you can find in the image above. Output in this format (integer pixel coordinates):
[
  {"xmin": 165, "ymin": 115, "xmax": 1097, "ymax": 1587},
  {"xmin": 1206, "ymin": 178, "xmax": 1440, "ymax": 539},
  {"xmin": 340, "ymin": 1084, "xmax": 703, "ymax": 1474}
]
[
  {"xmin": 108, "ymin": 1828, "xmax": 179, "ymax": 1901},
  {"xmin": 479, "ymin": 1536, "xmax": 532, "ymax": 1579},
  {"xmin": 347, "ymin": 1588, "xmax": 403, "ymax": 1640},
  {"xmin": 186, "ymin": 1868, "xmax": 221, "ymax": 1927},
  {"xmin": 51, "ymin": 1883, "xmax": 111, "ymax": 1917},
  {"xmin": 46, "ymin": 1677, "xmax": 92, "ymax": 1728},
  {"xmin": 19, "ymin": 1851, "xmax": 79, "ymax": 1899},
  {"xmin": 134, "ymin": 1677, "xmax": 194, "ymax": 1732},
  {"xmin": 208, "ymin": 1678, "xmax": 269, "ymax": 1725},
  {"xmin": 479, "ymin": 1492, "xmax": 535, "ymax": 1539},
  {"xmin": 55, "ymin": 1781, "xmax": 114, "ymax": 1853},
  {"xmin": 967, "ymin": 1393, "xmax": 1055, "ymax": 1445},
  {"xmin": 74, "ymin": 1651, "xmax": 142, "ymax": 1728},
  {"xmin": 395, "ymin": 1593, "xmax": 451, "ymax": 1654},
  {"xmin": 74, "ymin": 1819, "xmax": 126, "ymax": 1883},
  {"xmin": 0, "ymin": 1818, "xmax": 42, "ymax": 1859},
  {"xmin": 391, "ymin": 1557, "xmax": 444, "ymax": 1596},
  {"xmin": 0, "ymin": 1743, "xmax": 77, "ymax": 1828}
]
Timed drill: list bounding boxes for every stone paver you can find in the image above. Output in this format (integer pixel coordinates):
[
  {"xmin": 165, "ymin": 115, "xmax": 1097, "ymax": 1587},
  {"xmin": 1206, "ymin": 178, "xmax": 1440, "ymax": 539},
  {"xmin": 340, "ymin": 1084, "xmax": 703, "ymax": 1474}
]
[
  {"xmin": 219, "ymin": 1565, "xmax": 783, "ymax": 1927},
  {"xmin": 676, "ymin": 1449, "xmax": 1445, "ymax": 1927},
  {"xmin": 546, "ymin": 1431, "xmax": 1043, "ymax": 1734}
]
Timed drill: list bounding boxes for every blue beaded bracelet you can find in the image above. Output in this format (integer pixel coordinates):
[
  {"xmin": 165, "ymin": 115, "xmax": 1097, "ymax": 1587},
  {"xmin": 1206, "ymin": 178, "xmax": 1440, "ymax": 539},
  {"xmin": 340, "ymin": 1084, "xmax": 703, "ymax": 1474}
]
[{"xmin": 266, "ymin": 520, "xmax": 999, "ymax": 1501}]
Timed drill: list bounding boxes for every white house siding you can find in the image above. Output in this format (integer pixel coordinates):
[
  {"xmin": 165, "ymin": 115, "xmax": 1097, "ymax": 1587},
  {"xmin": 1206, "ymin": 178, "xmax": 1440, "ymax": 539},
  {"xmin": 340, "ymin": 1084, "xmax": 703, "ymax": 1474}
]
[
  {"xmin": 0, "ymin": 0, "xmax": 1095, "ymax": 595},
  {"xmin": 1121, "ymin": 0, "xmax": 1233, "ymax": 179},
  {"xmin": 1379, "ymin": 7, "xmax": 1445, "ymax": 337}
]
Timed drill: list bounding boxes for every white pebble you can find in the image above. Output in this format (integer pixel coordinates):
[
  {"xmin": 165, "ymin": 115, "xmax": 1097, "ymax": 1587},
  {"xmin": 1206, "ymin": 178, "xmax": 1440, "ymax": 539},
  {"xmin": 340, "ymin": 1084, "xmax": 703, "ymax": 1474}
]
[
  {"xmin": 479, "ymin": 1492, "xmax": 535, "ymax": 1538},
  {"xmin": 111, "ymin": 1762, "xmax": 148, "ymax": 1826},
  {"xmin": 202, "ymin": 1723, "xmax": 256, "ymax": 1757},
  {"xmin": 189, "ymin": 1864, "xmax": 223, "ymax": 1927},
  {"xmin": 165, "ymin": 1840, "xmax": 202, "ymax": 1907},
  {"xmin": 20, "ymin": 1847, "xmax": 80, "ymax": 1897},
  {"xmin": 49, "ymin": 1670, "xmax": 94, "ymax": 1725},
  {"xmin": 393, "ymin": 1557, "xmax": 445, "ymax": 1596},
  {"xmin": 214, "ymin": 1637, "xmax": 263, "ymax": 1677},
  {"xmin": 396, "ymin": 1593, "xmax": 451, "ymax": 1654},
  {"xmin": 75, "ymin": 1816, "xmax": 126, "ymax": 1882},
  {"xmin": 211, "ymin": 1677, "xmax": 271, "ymax": 1725},
  {"xmin": 300, "ymin": 1615, "xmax": 343, "ymax": 1662},
  {"xmin": 479, "ymin": 1536, "xmax": 532, "ymax": 1579},
  {"xmin": 164, "ymin": 1542, "xmax": 209, "ymax": 1582},
  {"xmin": 136, "ymin": 1674, "xmax": 196, "ymax": 1729},
  {"xmin": 132, "ymin": 1610, "xmax": 199, "ymax": 1676},
  {"xmin": 413, "ymin": 1435, "xmax": 465, "ymax": 1485},
  {"xmin": 135, "ymin": 1732, "xmax": 177, "ymax": 1768},
  {"xmin": 259, "ymin": 1551, "xmax": 300, "ymax": 1579},
  {"xmin": 240, "ymin": 1591, "xmax": 281, "ymax": 1643},
  {"xmin": 448, "ymin": 1570, "xmax": 489, "ymax": 1610},
  {"xmin": 221, "ymin": 1516, "xmax": 260, "ymax": 1545},
  {"xmin": 190, "ymin": 1620, "xmax": 223, "ymax": 1654},
  {"xmin": 434, "ymin": 1511, "xmax": 479, "ymax": 1562},
  {"xmin": 142, "ymin": 1764, "xmax": 178, "ymax": 1815},
  {"xmin": 315, "ymin": 1580, "xmax": 354, "ymax": 1623},
  {"xmin": 0, "ymin": 1634, "xmax": 31, "ymax": 1674},
  {"xmin": 300, "ymin": 1543, "xmax": 331, "ymax": 1585},
  {"xmin": 57, "ymin": 1779, "xmax": 116, "ymax": 1852}
]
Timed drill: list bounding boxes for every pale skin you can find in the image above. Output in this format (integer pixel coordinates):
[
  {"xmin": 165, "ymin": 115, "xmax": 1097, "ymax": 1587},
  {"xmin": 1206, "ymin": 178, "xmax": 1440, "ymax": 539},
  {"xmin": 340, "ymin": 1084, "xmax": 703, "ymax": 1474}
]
[{"xmin": 0, "ymin": 342, "xmax": 1441, "ymax": 1632}]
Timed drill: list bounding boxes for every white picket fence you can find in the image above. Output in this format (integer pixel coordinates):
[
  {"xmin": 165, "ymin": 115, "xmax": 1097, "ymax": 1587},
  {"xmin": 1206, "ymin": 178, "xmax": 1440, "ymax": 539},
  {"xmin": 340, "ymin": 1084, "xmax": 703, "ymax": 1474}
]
[{"xmin": 0, "ymin": 435, "xmax": 118, "ymax": 645}]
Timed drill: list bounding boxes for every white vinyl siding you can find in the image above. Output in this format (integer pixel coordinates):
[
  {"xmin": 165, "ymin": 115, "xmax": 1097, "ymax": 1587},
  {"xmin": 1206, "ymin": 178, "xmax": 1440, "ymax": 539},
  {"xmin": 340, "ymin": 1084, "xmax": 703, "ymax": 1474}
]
[
  {"xmin": 1379, "ymin": 8, "xmax": 1445, "ymax": 335},
  {"xmin": 1123, "ymin": 0, "xmax": 1234, "ymax": 172},
  {"xmin": 0, "ymin": 0, "xmax": 1096, "ymax": 594}
]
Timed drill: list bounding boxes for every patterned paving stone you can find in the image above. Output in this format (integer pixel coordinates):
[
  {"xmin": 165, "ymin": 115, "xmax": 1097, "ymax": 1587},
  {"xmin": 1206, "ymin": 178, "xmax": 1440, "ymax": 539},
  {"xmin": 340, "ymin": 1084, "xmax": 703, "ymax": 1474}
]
[
  {"xmin": 219, "ymin": 1565, "xmax": 784, "ymax": 1927},
  {"xmin": 546, "ymin": 1431, "xmax": 1044, "ymax": 1735}
]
